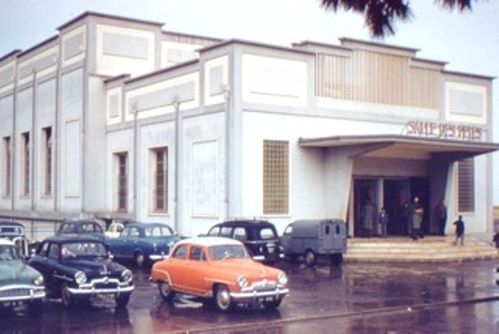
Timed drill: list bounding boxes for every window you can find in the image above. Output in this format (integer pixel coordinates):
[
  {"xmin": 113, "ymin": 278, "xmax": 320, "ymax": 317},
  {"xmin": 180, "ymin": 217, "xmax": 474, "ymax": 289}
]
[
  {"xmin": 21, "ymin": 132, "xmax": 30, "ymax": 196},
  {"xmin": 263, "ymin": 140, "xmax": 289, "ymax": 215},
  {"xmin": 457, "ymin": 158, "xmax": 475, "ymax": 212},
  {"xmin": 48, "ymin": 244, "xmax": 60, "ymax": 259},
  {"xmin": 233, "ymin": 227, "xmax": 247, "ymax": 241},
  {"xmin": 259, "ymin": 228, "xmax": 277, "ymax": 240},
  {"xmin": 42, "ymin": 127, "xmax": 53, "ymax": 196},
  {"xmin": 173, "ymin": 245, "xmax": 187, "ymax": 259},
  {"xmin": 152, "ymin": 147, "xmax": 168, "ymax": 212},
  {"xmin": 2, "ymin": 136, "xmax": 11, "ymax": 197},
  {"xmin": 189, "ymin": 247, "xmax": 205, "ymax": 261},
  {"xmin": 208, "ymin": 227, "xmax": 220, "ymax": 236},
  {"xmin": 115, "ymin": 152, "xmax": 128, "ymax": 212}
]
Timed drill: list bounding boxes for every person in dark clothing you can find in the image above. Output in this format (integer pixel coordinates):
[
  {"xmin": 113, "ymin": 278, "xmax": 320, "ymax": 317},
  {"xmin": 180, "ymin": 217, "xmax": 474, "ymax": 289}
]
[
  {"xmin": 361, "ymin": 199, "xmax": 375, "ymax": 238},
  {"xmin": 453, "ymin": 215, "xmax": 465, "ymax": 246},
  {"xmin": 436, "ymin": 199, "xmax": 447, "ymax": 236},
  {"xmin": 409, "ymin": 197, "xmax": 424, "ymax": 240},
  {"xmin": 376, "ymin": 207, "xmax": 389, "ymax": 237}
]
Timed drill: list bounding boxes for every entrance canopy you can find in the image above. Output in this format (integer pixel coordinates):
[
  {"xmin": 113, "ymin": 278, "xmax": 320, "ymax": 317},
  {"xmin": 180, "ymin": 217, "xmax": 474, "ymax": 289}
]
[{"xmin": 299, "ymin": 134, "xmax": 499, "ymax": 161}]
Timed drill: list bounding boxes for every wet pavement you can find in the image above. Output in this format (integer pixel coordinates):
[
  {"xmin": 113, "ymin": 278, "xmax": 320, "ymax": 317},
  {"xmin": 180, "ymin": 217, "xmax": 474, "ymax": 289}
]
[{"xmin": 0, "ymin": 259, "xmax": 498, "ymax": 333}]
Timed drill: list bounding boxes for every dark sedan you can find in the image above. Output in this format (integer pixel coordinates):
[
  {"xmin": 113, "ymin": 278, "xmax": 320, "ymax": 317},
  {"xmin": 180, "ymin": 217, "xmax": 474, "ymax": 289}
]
[
  {"xmin": 29, "ymin": 235, "xmax": 134, "ymax": 308},
  {"xmin": 207, "ymin": 220, "xmax": 285, "ymax": 263},
  {"xmin": 106, "ymin": 222, "xmax": 180, "ymax": 267}
]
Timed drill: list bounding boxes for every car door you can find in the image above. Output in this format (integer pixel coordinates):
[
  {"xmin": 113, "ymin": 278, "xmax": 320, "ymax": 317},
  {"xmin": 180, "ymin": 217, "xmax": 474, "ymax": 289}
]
[
  {"xmin": 183, "ymin": 246, "xmax": 210, "ymax": 295},
  {"xmin": 167, "ymin": 244, "xmax": 190, "ymax": 291},
  {"xmin": 30, "ymin": 241, "xmax": 59, "ymax": 293}
]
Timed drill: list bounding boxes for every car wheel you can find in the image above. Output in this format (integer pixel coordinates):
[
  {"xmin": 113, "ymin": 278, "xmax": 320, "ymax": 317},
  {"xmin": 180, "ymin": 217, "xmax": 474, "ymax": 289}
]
[
  {"xmin": 158, "ymin": 280, "xmax": 175, "ymax": 301},
  {"xmin": 304, "ymin": 250, "xmax": 316, "ymax": 267},
  {"xmin": 330, "ymin": 253, "xmax": 343, "ymax": 265},
  {"xmin": 135, "ymin": 252, "xmax": 145, "ymax": 268},
  {"xmin": 214, "ymin": 285, "xmax": 233, "ymax": 312},
  {"xmin": 115, "ymin": 293, "xmax": 130, "ymax": 308},
  {"xmin": 61, "ymin": 283, "xmax": 73, "ymax": 308},
  {"xmin": 263, "ymin": 299, "xmax": 282, "ymax": 309}
]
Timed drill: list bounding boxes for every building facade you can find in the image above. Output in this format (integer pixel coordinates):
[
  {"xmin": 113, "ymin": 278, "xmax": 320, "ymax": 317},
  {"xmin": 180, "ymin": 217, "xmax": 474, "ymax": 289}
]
[{"xmin": 0, "ymin": 12, "xmax": 497, "ymax": 239}]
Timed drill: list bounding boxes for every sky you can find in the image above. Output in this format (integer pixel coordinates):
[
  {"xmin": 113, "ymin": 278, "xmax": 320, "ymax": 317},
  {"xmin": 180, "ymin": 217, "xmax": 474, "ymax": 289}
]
[{"xmin": 1, "ymin": 0, "xmax": 499, "ymax": 202}]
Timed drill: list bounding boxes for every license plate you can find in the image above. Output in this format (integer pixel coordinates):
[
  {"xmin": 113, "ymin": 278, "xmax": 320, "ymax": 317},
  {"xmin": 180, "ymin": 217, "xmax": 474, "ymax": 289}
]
[{"xmin": 98, "ymin": 293, "xmax": 116, "ymax": 300}]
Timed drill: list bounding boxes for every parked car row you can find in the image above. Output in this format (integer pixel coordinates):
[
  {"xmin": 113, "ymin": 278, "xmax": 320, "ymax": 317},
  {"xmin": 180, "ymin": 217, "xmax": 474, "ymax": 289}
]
[{"xmin": 0, "ymin": 217, "xmax": 346, "ymax": 314}]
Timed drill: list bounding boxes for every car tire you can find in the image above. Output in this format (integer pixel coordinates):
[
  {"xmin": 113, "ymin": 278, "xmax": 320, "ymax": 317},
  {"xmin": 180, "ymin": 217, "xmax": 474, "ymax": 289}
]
[
  {"xmin": 61, "ymin": 283, "xmax": 73, "ymax": 308},
  {"xmin": 330, "ymin": 253, "xmax": 343, "ymax": 265},
  {"xmin": 135, "ymin": 252, "xmax": 145, "ymax": 268},
  {"xmin": 115, "ymin": 293, "xmax": 130, "ymax": 308},
  {"xmin": 158, "ymin": 280, "xmax": 176, "ymax": 301},
  {"xmin": 214, "ymin": 285, "xmax": 233, "ymax": 312},
  {"xmin": 263, "ymin": 298, "xmax": 282, "ymax": 309},
  {"xmin": 304, "ymin": 250, "xmax": 316, "ymax": 267}
]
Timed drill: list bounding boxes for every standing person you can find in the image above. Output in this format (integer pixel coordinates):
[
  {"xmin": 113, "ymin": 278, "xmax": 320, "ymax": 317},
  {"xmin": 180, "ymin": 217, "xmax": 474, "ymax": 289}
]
[
  {"xmin": 377, "ymin": 207, "xmax": 389, "ymax": 237},
  {"xmin": 361, "ymin": 199, "xmax": 375, "ymax": 238},
  {"xmin": 436, "ymin": 199, "xmax": 447, "ymax": 236},
  {"xmin": 453, "ymin": 215, "xmax": 465, "ymax": 246},
  {"xmin": 410, "ymin": 197, "xmax": 424, "ymax": 240}
]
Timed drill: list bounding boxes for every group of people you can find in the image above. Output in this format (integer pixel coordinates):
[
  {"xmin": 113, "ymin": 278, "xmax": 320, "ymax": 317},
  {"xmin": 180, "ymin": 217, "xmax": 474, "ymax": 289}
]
[{"xmin": 361, "ymin": 197, "xmax": 465, "ymax": 245}]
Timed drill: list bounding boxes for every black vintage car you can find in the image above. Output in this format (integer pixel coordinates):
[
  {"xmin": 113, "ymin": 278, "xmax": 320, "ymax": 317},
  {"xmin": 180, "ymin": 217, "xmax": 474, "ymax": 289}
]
[
  {"xmin": 207, "ymin": 220, "xmax": 285, "ymax": 263},
  {"xmin": 29, "ymin": 235, "xmax": 134, "ymax": 308}
]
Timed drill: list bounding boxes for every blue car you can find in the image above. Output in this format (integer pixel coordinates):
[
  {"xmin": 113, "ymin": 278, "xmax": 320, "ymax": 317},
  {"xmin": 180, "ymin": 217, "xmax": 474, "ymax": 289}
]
[{"xmin": 106, "ymin": 222, "xmax": 180, "ymax": 267}]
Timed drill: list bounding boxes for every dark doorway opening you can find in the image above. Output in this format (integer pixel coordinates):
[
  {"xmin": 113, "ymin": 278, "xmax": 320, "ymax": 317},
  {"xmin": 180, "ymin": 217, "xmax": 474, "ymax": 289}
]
[{"xmin": 353, "ymin": 177, "xmax": 430, "ymax": 237}]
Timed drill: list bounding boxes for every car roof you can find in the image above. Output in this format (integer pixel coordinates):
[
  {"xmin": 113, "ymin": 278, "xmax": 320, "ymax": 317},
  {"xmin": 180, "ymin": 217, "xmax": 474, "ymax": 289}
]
[
  {"xmin": 0, "ymin": 238, "xmax": 15, "ymax": 246},
  {"xmin": 176, "ymin": 237, "xmax": 243, "ymax": 248},
  {"xmin": 0, "ymin": 222, "xmax": 24, "ymax": 227},
  {"xmin": 62, "ymin": 220, "xmax": 100, "ymax": 225},
  {"xmin": 42, "ymin": 234, "xmax": 105, "ymax": 244},
  {"xmin": 212, "ymin": 220, "xmax": 276, "ymax": 229},
  {"xmin": 125, "ymin": 222, "xmax": 173, "ymax": 229}
]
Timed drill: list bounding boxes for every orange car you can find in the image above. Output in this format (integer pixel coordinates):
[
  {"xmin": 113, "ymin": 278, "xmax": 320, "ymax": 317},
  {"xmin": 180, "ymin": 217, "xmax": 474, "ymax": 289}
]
[{"xmin": 151, "ymin": 237, "xmax": 289, "ymax": 311}]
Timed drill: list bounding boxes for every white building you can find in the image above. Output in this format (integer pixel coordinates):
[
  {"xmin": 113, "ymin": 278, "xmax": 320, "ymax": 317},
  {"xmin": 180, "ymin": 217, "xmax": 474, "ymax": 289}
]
[{"xmin": 0, "ymin": 12, "xmax": 497, "ymax": 239}]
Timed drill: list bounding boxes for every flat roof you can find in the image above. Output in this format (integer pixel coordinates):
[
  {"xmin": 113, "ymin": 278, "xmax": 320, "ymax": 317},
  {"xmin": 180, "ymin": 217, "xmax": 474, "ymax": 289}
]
[
  {"xmin": 299, "ymin": 134, "xmax": 499, "ymax": 161},
  {"xmin": 57, "ymin": 11, "xmax": 164, "ymax": 31}
]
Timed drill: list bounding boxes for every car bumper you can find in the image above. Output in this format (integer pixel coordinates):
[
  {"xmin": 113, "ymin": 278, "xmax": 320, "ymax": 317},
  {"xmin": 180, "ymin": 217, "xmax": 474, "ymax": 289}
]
[
  {"xmin": 253, "ymin": 253, "xmax": 285, "ymax": 261},
  {"xmin": 0, "ymin": 284, "xmax": 46, "ymax": 303},
  {"xmin": 149, "ymin": 254, "xmax": 167, "ymax": 261},
  {"xmin": 67, "ymin": 278, "xmax": 134, "ymax": 295},
  {"xmin": 230, "ymin": 287, "xmax": 289, "ymax": 302}
]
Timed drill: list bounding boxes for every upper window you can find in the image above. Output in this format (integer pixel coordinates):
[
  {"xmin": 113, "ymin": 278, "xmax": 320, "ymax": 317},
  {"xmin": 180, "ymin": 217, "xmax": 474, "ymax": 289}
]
[
  {"xmin": 457, "ymin": 158, "xmax": 475, "ymax": 213},
  {"xmin": 21, "ymin": 132, "xmax": 30, "ymax": 196},
  {"xmin": 115, "ymin": 152, "xmax": 128, "ymax": 212},
  {"xmin": 151, "ymin": 147, "xmax": 168, "ymax": 213},
  {"xmin": 263, "ymin": 140, "xmax": 289, "ymax": 215},
  {"xmin": 42, "ymin": 127, "xmax": 53, "ymax": 196},
  {"xmin": 2, "ymin": 136, "xmax": 11, "ymax": 197}
]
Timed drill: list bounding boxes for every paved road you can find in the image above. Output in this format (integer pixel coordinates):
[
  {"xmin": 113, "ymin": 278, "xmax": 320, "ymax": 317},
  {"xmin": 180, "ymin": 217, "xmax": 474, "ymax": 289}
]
[{"xmin": 1, "ymin": 259, "xmax": 498, "ymax": 333}]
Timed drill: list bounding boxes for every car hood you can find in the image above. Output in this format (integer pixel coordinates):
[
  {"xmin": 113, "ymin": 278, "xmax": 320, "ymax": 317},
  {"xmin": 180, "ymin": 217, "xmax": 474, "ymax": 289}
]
[
  {"xmin": 62, "ymin": 258, "xmax": 126, "ymax": 277},
  {"xmin": 211, "ymin": 259, "xmax": 279, "ymax": 280},
  {"xmin": 0, "ymin": 260, "xmax": 41, "ymax": 285}
]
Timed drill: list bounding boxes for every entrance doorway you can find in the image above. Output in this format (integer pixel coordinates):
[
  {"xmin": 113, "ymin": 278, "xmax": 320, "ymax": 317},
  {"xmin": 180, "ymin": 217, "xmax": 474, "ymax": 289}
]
[{"xmin": 353, "ymin": 177, "xmax": 430, "ymax": 237}]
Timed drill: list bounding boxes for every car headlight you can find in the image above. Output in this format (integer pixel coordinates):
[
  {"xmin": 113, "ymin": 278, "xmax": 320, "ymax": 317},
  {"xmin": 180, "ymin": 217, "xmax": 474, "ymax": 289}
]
[
  {"xmin": 121, "ymin": 269, "xmax": 133, "ymax": 283},
  {"xmin": 74, "ymin": 271, "xmax": 87, "ymax": 285},
  {"xmin": 33, "ymin": 275, "xmax": 44, "ymax": 286},
  {"xmin": 277, "ymin": 272, "xmax": 288, "ymax": 285},
  {"xmin": 237, "ymin": 275, "xmax": 248, "ymax": 289}
]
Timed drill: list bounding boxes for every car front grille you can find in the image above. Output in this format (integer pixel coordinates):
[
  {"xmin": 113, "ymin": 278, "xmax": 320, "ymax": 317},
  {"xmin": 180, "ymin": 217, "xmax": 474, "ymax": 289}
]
[
  {"xmin": 0, "ymin": 288, "xmax": 30, "ymax": 298},
  {"xmin": 94, "ymin": 282, "xmax": 118, "ymax": 289},
  {"xmin": 252, "ymin": 280, "xmax": 277, "ymax": 291}
]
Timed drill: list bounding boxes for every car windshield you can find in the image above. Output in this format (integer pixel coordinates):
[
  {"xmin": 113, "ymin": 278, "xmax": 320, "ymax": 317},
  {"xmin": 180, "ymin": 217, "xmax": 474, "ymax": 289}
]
[
  {"xmin": 208, "ymin": 245, "xmax": 248, "ymax": 260},
  {"xmin": 61, "ymin": 242, "xmax": 107, "ymax": 259},
  {"xmin": 259, "ymin": 227, "xmax": 277, "ymax": 240},
  {"xmin": 0, "ymin": 245, "xmax": 20, "ymax": 260}
]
